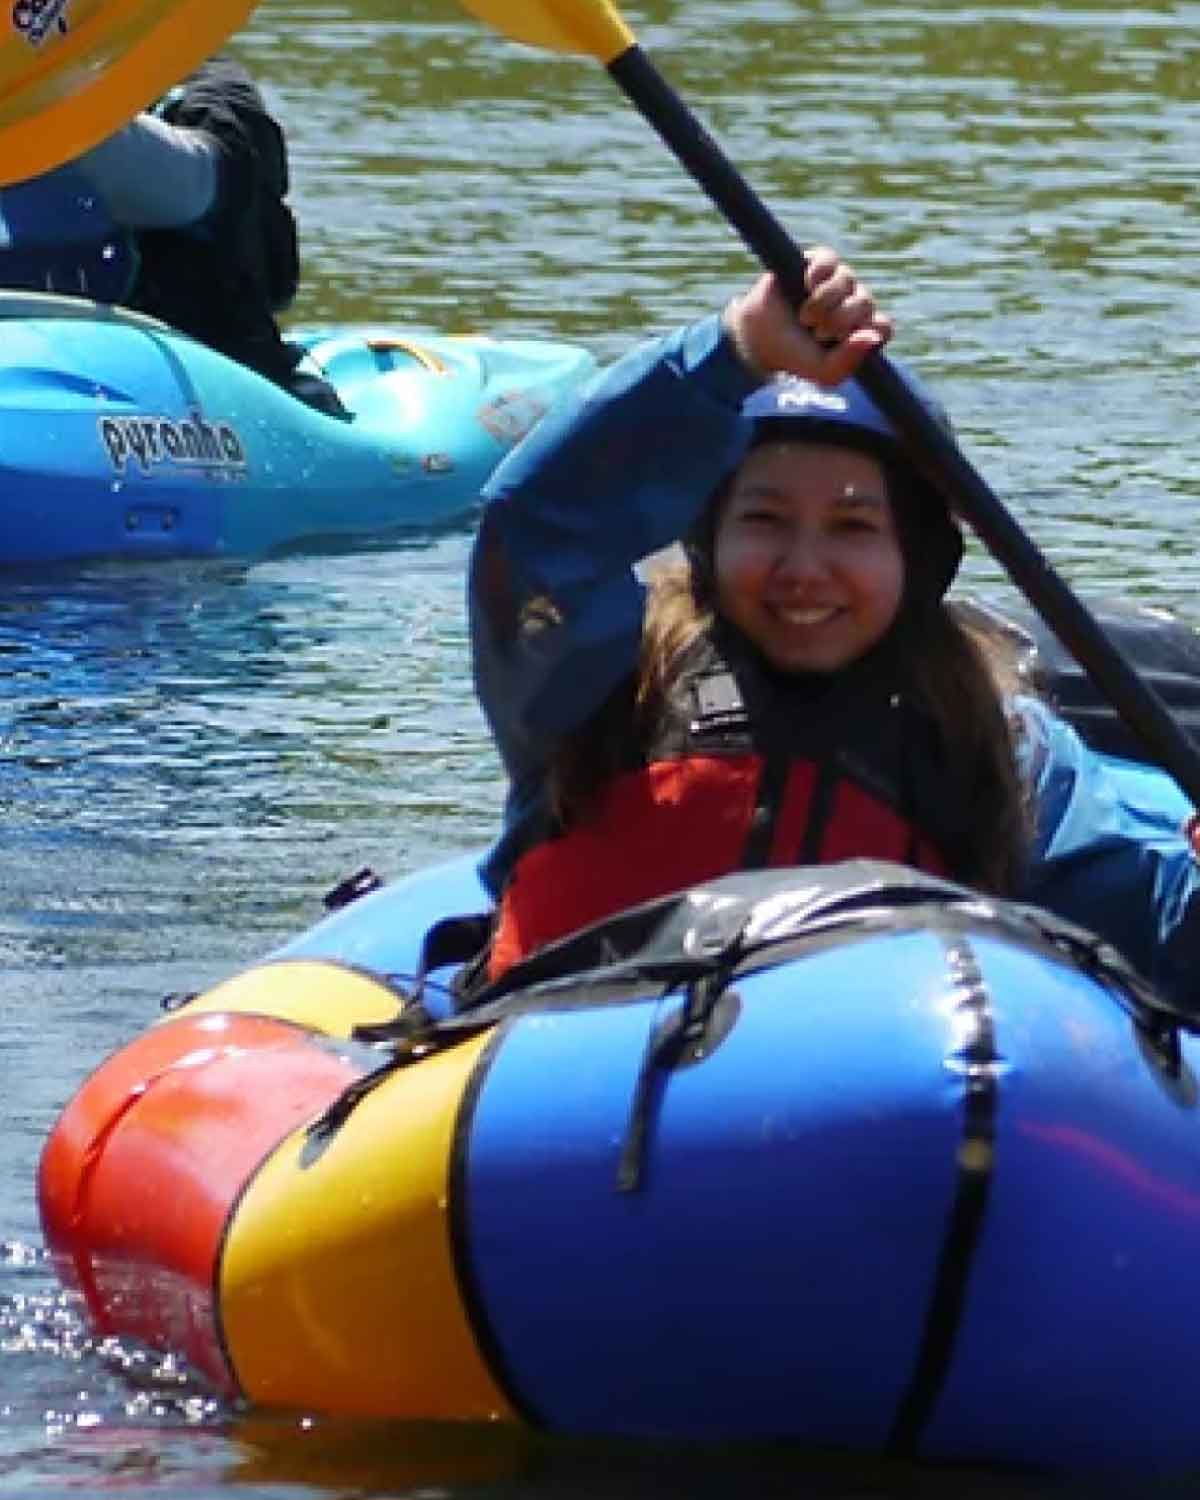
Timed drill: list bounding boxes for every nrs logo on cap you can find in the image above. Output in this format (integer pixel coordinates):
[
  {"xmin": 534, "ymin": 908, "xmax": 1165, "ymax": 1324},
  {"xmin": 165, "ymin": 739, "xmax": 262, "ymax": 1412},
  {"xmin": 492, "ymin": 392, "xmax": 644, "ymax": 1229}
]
[{"xmin": 771, "ymin": 384, "xmax": 849, "ymax": 415}]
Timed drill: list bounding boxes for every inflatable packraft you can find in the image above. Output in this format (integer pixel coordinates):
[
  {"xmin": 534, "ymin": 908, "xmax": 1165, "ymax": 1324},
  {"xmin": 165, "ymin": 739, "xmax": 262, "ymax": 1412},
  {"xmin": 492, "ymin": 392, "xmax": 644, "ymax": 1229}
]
[{"xmin": 36, "ymin": 599, "xmax": 1200, "ymax": 1476}]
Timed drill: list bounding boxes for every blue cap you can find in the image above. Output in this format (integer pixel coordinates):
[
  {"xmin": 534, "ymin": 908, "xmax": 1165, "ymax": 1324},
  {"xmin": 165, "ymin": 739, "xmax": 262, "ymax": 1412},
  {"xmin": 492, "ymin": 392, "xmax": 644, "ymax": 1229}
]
[
  {"xmin": 742, "ymin": 373, "xmax": 897, "ymax": 439},
  {"xmin": 742, "ymin": 359, "xmax": 953, "ymax": 450},
  {"xmin": 738, "ymin": 365, "xmax": 963, "ymax": 602}
]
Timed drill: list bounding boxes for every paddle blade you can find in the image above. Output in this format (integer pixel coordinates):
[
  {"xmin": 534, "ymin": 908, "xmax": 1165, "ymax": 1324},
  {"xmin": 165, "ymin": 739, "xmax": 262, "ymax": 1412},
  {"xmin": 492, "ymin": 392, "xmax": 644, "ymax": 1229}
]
[
  {"xmin": 456, "ymin": 0, "xmax": 633, "ymax": 63},
  {"xmin": 0, "ymin": 0, "xmax": 260, "ymax": 185}
]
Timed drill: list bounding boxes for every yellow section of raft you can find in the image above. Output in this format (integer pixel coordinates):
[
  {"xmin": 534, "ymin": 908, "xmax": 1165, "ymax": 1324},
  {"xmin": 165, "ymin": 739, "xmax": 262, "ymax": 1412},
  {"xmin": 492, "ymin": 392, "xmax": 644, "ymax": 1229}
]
[
  {"xmin": 218, "ymin": 1024, "xmax": 512, "ymax": 1419},
  {"xmin": 172, "ymin": 959, "xmax": 514, "ymax": 1419}
]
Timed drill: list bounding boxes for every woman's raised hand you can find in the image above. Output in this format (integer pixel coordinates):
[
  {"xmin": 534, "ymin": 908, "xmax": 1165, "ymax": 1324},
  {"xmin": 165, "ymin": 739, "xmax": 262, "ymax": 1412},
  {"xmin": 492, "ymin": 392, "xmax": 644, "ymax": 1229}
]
[{"xmin": 723, "ymin": 250, "xmax": 893, "ymax": 388}]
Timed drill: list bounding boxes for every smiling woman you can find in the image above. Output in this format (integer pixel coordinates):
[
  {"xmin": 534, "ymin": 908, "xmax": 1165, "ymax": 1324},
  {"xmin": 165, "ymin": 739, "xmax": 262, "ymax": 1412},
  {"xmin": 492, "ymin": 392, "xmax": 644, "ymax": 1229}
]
[
  {"xmin": 453, "ymin": 0, "xmax": 1200, "ymax": 829},
  {"xmin": 467, "ymin": 261, "xmax": 1200, "ymax": 1020}
]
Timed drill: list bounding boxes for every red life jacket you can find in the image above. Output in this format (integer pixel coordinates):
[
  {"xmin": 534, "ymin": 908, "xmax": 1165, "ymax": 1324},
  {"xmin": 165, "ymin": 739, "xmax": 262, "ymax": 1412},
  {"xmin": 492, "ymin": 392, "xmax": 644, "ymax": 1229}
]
[{"xmin": 489, "ymin": 631, "xmax": 962, "ymax": 979}]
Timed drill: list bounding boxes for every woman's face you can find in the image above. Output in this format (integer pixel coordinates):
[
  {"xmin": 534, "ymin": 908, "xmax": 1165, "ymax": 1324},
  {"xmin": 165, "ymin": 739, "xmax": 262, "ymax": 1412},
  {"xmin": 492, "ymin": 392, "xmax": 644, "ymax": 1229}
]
[{"xmin": 713, "ymin": 440, "xmax": 905, "ymax": 674}]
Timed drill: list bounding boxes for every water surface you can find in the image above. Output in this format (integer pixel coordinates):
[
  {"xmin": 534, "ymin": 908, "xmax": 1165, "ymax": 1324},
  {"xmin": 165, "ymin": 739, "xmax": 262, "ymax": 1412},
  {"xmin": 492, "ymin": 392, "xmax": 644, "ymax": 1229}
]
[{"xmin": 5, "ymin": 2, "xmax": 1200, "ymax": 1494}]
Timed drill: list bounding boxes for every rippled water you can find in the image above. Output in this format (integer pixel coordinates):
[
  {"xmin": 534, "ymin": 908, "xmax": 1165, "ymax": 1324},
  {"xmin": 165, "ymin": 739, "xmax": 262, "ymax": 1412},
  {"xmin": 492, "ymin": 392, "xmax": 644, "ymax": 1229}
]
[{"xmin": 5, "ymin": 1, "xmax": 1200, "ymax": 1495}]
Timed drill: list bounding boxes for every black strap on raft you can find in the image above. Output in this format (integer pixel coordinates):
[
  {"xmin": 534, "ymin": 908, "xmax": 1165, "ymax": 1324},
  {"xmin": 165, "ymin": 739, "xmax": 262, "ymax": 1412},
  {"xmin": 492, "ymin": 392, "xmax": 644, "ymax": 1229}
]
[
  {"xmin": 303, "ymin": 858, "xmax": 1194, "ymax": 1176},
  {"xmin": 347, "ymin": 912, "xmax": 495, "ymax": 1044},
  {"xmin": 302, "ymin": 1001, "xmax": 494, "ymax": 1163},
  {"xmin": 886, "ymin": 929, "xmax": 998, "ymax": 1457},
  {"xmin": 616, "ymin": 964, "xmax": 743, "ymax": 1193},
  {"xmin": 465, "ymin": 858, "xmax": 1187, "ymax": 1017},
  {"xmin": 301, "ymin": 911, "xmax": 498, "ymax": 1158}
]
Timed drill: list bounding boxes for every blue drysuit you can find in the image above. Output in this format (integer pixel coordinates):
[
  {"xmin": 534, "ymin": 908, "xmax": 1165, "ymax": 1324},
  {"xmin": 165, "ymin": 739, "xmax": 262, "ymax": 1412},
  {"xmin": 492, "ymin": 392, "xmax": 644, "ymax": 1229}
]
[{"xmin": 469, "ymin": 313, "xmax": 1200, "ymax": 1013}]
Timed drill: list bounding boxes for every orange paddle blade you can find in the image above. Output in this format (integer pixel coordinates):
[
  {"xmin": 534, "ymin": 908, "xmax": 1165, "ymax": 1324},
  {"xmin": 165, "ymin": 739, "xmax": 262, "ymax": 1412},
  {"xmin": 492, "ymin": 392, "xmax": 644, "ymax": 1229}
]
[
  {"xmin": 0, "ymin": 0, "xmax": 260, "ymax": 185},
  {"xmin": 456, "ymin": 0, "xmax": 633, "ymax": 64}
]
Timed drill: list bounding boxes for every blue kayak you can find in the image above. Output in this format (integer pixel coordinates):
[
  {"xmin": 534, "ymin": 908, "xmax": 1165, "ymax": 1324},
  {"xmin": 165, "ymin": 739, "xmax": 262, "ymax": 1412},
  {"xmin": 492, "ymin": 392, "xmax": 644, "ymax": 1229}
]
[
  {"xmin": 35, "ymin": 602, "xmax": 1200, "ymax": 1476},
  {"xmin": 0, "ymin": 291, "xmax": 597, "ymax": 566}
]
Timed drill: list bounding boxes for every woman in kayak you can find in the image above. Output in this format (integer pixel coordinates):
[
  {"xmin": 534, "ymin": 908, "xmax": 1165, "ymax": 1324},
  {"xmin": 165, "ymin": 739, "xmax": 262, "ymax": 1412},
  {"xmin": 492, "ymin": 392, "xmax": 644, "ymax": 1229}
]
[
  {"xmin": 0, "ymin": 54, "xmax": 340, "ymax": 411},
  {"xmin": 469, "ymin": 253, "xmax": 1200, "ymax": 1010}
]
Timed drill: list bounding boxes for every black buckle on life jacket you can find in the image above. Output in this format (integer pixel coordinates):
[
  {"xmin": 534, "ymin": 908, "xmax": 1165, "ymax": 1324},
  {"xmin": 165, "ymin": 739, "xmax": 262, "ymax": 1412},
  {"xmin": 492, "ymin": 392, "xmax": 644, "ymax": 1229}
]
[{"xmin": 690, "ymin": 668, "xmax": 747, "ymax": 737}]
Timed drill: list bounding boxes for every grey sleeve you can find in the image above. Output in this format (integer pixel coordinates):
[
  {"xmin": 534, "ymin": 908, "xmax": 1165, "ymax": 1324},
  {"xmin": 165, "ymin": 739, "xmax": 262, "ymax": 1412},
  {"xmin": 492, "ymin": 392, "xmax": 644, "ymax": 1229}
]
[{"xmin": 75, "ymin": 113, "xmax": 220, "ymax": 230}]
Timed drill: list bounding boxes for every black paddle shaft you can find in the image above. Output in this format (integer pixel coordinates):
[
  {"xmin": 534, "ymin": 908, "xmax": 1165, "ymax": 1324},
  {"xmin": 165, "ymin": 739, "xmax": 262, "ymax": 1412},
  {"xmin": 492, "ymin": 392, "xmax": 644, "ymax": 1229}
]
[{"xmin": 606, "ymin": 43, "xmax": 1200, "ymax": 808}]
